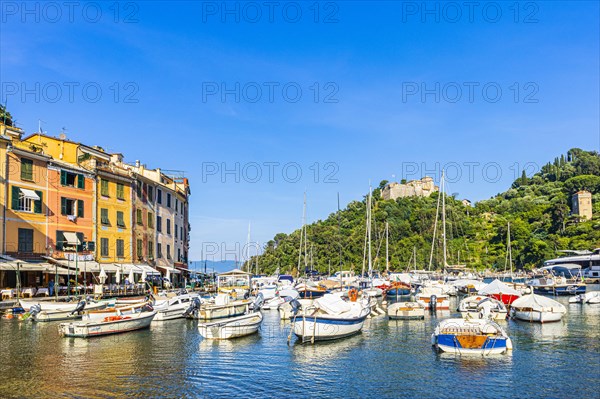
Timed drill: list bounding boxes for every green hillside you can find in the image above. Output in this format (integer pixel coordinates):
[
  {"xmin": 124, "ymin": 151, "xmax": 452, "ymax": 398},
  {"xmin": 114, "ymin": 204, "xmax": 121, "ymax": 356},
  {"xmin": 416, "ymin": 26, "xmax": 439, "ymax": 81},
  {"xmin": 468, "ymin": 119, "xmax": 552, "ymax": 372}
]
[{"xmin": 250, "ymin": 149, "xmax": 600, "ymax": 275}]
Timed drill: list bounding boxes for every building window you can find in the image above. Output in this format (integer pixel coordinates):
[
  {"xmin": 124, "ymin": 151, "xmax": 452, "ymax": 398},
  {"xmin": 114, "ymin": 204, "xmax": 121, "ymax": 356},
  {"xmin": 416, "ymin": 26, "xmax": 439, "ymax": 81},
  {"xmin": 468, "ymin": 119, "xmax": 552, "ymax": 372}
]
[
  {"xmin": 101, "ymin": 237, "xmax": 109, "ymax": 257},
  {"xmin": 157, "ymin": 189, "xmax": 162, "ymax": 204},
  {"xmin": 117, "ymin": 211, "xmax": 125, "ymax": 228},
  {"xmin": 116, "ymin": 183, "xmax": 125, "ymax": 200},
  {"xmin": 148, "ymin": 241, "xmax": 154, "ymax": 259},
  {"xmin": 167, "ymin": 244, "xmax": 171, "ymax": 260},
  {"xmin": 136, "ymin": 239, "xmax": 143, "ymax": 259},
  {"xmin": 175, "ymin": 224, "xmax": 178, "ymax": 239},
  {"xmin": 166, "ymin": 219, "xmax": 171, "ymax": 234},
  {"xmin": 167, "ymin": 193, "xmax": 171, "ymax": 208},
  {"xmin": 178, "ymin": 248, "xmax": 181, "ymax": 262},
  {"xmin": 12, "ymin": 186, "xmax": 42, "ymax": 214},
  {"xmin": 61, "ymin": 171, "xmax": 85, "ymax": 189},
  {"xmin": 156, "ymin": 216, "xmax": 162, "ymax": 232},
  {"xmin": 56, "ymin": 231, "xmax": 83, "ymax": 252},
  {"xmin": 175, "ymin": 199, "xmax": 178, "ymax": 213},
  {"xmin": 136, "ymin": 181, "xmax": 142, "ymax": 198},
  {"xmin": 157, "ymin": 243, "xmax": 162, "ymax": 258},
  {"xmin": 148, "ymin": 186, "xmax": 154, "ymax": 202},
  {"xmin": 101, "ymin": 208, "xmax": 110, "ymax": 225},
  {"xmin": 181, "ymin": 226, "xmax": 184, "ymax": 239},
  {"xmin": 148, "ymin": 212, "xmax": 154, "ymax": 228},
  {"xmin": 61, "ymin": 197, "xmax": 84, "ymax": 217},
  {"xmin": 21, "ymin": 158, "xmax": 33, "ymax": 181},
  {"xmin": 18, "ymin": 228, "xmax": 34, "ymax": 253},
  {"xmin": 100, "ymin": 179, "xmax": 109, "ymax": 196},
  {"xmin": 116, "ymin": 239, "xmax": 124, "ymax": 258},
  {"xmin": 136, "ymin": 209, "xmax": 143, "ymax": 225}
]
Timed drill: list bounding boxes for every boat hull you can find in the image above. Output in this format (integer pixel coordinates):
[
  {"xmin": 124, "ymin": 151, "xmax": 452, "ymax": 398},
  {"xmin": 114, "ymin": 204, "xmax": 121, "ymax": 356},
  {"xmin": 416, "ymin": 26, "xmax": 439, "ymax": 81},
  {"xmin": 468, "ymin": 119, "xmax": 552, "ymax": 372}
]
[
  {"xmin": 198, "ymin": 312, "xmax": 263, "ymax": 339},
  {"xmin": 387, "ymin": 302, "xmax": 425, "ymax": 320},
  {"xmin": 434, "ymin": 334, "xmax": 510, "ymax": 355},
  {"xmin": 511, "ymin": 310, "xmax": 564, "ymax": 323},
  {"xmin": 489, "ymin": 293, "xmax": 520, "ymax": 305},
  {"xmin": 59, "ymin": 311, "xmax": 156, "ymax": 337},
  {"xmin": 293, "ymin": 313, "xmax": 368, "ymax": 342},
  {"xmin": 533, "ymin": 285, "xmax": 586, "ymax": 296},
  {"xmin": 416, "ymin": 295, "xmax": 450, "ymax": 310}
]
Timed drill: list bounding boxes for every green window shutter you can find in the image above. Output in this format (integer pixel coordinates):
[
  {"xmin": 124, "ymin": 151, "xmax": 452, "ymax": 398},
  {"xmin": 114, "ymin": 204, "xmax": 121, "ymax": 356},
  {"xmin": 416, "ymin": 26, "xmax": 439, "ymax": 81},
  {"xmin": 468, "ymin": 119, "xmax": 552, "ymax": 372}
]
[
  {"xmin": 11, "ymin": 186, "xmax": 20, "ymax": 210},
  {"xmin": 34, "ymin": 191, "xmax": 42, "ymax": 214},
  {"xmin": 21, "ymin": 159, "xmax": 33, "ymax": 180},
  {"xmin": 77, "ymin": 174, "xmax": 85, "ymax": 189},
  {"xmin": 77, "ymin": 200, "xmax": 84, "ymax": 217},
  {"xmin": 60, "ymin": 171, "xmax": 67, "ymax": 186},
  {"xmin": 60, "ymin": 197, "xmax": 67, "ymax": 215}
]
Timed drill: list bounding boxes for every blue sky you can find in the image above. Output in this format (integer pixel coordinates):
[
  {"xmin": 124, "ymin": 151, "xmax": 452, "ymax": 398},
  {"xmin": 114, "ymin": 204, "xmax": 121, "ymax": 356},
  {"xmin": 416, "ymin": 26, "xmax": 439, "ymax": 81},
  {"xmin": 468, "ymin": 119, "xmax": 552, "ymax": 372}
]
[{"xmin": 1, "ymin": 1, "xmax": 599, "ymax": 265}]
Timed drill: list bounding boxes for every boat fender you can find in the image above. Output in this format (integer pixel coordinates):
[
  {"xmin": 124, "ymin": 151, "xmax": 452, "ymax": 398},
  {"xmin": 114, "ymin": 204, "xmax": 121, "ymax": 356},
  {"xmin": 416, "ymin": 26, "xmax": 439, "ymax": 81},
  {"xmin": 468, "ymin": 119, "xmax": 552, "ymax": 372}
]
[{"xmin": 348, "ymin": 288, "xmax": 358, "ymax": 302}]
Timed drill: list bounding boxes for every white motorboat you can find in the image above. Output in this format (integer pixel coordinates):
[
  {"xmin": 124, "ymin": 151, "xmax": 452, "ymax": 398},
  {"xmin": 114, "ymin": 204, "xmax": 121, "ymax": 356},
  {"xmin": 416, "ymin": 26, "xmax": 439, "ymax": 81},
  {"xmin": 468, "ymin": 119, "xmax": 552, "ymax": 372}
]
[
  {"xmin": 262, "ymin": 289, "xmax": 299, "ymax": 310},
  {"xmin": 25, "ymin": 300, "xmax": 112, "ymax": 322},
  {"xmin": 432, "ymin": 318, "xmax": 513, "ymax": 355},
  {"xmin": 291, "ymin": 292, "xmax": 371, "ymax": 343},
  {"xmin": 59, "ymin": 308, "xmax": 157, "ymax": 337},
  {"xmin": 84, "ymin": 302, "xmax": 152, "ymax": 321},
  {"xmin": 186, "ymin": 294, "xmax": 251, "ymax": 321},
  {"xmin": 198, "ymin": 312, "xmax": 263, "ymax": 339},
  {"xmin": 153, "ymin": 293, "xmax": 200, "ymax": 321},
  {"xmin": 569, "ymin": 291, "xmax": 600, "ymax": 304},
  {"xmin": 415, "ymin": 286, "xmax": 450, "ymax": 310},
  {"xmin": 458, "ymin": 296, "xmax": 508, "ymax": 321},
  {"xmin": 278, "ymin": 298, "xmax": 313, "ymax": 320},
  {"xmin": 19, "ymin": 298, "xmax": 110, "ymax": 312},
  {"xmin": 387, "ymin": 302, "xmax": 425, "ymax": 320},
  {"xmin": 510, "ymin": 292, "xmax": 567, "ymax": 323}
]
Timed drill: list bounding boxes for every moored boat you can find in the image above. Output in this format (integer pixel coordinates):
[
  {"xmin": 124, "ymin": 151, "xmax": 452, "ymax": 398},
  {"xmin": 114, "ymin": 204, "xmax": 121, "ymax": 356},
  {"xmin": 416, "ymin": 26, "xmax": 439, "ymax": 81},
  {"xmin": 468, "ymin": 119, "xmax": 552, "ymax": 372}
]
[
  {"xmin": 59, "ymin": 308, "xmax": 157, "ymax": 337},
  {"xmin": 153, "ymin": 293, "xmax": 200, "ymax": 321},
  {"xmin": 478, "ymin": 279, "xmax": 522, "ymax": 305},
  {"xmin": 569, "ymin": 291, "xmax": 600, "ymax": 304},
  {"xmin": 458, "ymin": 296, "xmax": 508, "ymax": 321},
  {"xmin": 387, "ymin": 302, "xmax": 425, "ymax": 320},
  {"xmin": 415, "ymin": 287, "xmax": 450, "ymax": 310},
  {"xmin": 198, "ymin": 312, "xmax": 263, "ymax": 339},
  {"xmin": 510, "ymin": 292, "xmax": 567, "ymax": 323},
  {"xmin": 185, "ymin": 294, "xmax": 250, "ymax": 321},
  {"xmin": 291, "ymin": 292, "xmax": 371, "ymax": 343},
  {"xmin": 432, "ymin": 318, "xmax": 513, "ymax": 355}
]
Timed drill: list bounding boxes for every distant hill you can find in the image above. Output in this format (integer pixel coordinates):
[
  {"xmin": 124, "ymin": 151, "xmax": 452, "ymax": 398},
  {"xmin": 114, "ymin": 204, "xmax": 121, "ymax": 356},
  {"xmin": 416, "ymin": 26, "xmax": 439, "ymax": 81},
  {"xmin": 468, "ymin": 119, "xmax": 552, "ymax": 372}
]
[
  {"xmin": 188, "ymin": 260, "xmax": 240, "ymax": 274},
  {"xmin": 250, "ymin": 148, "xmax": 600, "ymax": 274}
]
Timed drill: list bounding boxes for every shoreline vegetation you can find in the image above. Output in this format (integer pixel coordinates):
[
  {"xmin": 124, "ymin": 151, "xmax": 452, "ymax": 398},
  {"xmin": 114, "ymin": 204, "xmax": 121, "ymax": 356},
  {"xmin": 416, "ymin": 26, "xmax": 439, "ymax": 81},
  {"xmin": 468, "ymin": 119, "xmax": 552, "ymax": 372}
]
[{"xmin": 250, "ymin": 149, "xmax": 600, "ymax": 275}]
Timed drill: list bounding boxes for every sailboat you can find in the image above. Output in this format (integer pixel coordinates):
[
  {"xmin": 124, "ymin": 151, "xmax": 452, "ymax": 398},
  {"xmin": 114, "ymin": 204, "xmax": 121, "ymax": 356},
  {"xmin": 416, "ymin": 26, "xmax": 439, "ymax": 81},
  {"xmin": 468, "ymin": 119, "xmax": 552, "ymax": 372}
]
[
  {"xmin": 361, "ymin": 186, "xmax": 383, "ymax": 298},
  {"xmin": 416, "ymin": 171, "xmax": 451, "ymax": 310}
]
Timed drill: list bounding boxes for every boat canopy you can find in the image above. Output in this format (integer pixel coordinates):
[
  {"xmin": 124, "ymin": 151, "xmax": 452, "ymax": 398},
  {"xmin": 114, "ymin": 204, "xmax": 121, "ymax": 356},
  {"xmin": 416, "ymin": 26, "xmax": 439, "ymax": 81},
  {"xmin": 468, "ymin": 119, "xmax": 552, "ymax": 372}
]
[
  {"xmin": 478, "ymin": 279, "xmax": 521, "ymax": 296},
  {"xmin": 511, "ymin": 293, "xmax": 566, "ymax": 313}
]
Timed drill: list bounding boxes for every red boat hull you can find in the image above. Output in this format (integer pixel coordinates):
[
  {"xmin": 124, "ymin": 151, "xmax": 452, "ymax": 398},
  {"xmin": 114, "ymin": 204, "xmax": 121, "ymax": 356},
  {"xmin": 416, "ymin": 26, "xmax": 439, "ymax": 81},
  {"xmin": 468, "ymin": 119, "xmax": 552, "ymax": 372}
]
[{"xmin": 489, "ymin": 293, "xmax": 520, "ymax": 305}]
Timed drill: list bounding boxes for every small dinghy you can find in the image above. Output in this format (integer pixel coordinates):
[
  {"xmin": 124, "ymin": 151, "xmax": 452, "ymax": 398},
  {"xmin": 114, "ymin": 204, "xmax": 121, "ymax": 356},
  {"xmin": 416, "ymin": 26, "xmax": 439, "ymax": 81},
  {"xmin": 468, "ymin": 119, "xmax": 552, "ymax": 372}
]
[
  {"xmin": 510, "ymin": 292, "xmax": 567, "ymax": 323},
  {"xmin": 59, "ymin": 305, "xmax": 156, "ymax": 338},
  {"xmin": 569, "ymin": 291, "xmax": 600, "ymax": 304},
  {"xmin": 198, "ymin": 294, "xmax": 264, "ymax": 340},
  {"xmin": 458, "ymin": 296, "xmax": 508, "ymax": 321},
  {"xmin": 153, "ymin": 293, "xmax": 200, "ymax": 321},
  {"xmin": 185, "ymin": 294, "xmax": 251, "ymax": 321},
  {"xmin": 432, "ymin": 318, "xmax": 513, "ymax": 355},
  {"xmin": 415, "ymin": 287, "xmax": 450, "ymax": 310},
  {"xmin": 387, "ymin": 302, "xmax": 425, "ymax": 320}
]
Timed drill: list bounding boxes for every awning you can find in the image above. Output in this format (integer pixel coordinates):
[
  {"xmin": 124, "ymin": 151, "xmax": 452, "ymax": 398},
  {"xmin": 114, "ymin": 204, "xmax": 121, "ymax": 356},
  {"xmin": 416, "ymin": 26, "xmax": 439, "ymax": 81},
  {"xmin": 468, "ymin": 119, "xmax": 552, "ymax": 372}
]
[
  {"xmin": 0, "ymin": 261, "xmax": 73, "ymax": 275},
  {"xmin": 63, "ymin": 232, "xmax": 81, "ymax": 245},
  {"xmin": 42, "ymin": 257, "xmax": 120, "ymax": 273},
  {"xmin": 19, "ymin": 188, "xmax": 40, "ymax": 200},
  {"xmin": 156, "ymin": 265, "xmax": 181, "ymax": 274},
  {"xmin": 114, "ymin": 263, "xmax": 161, "ymax": 275}
]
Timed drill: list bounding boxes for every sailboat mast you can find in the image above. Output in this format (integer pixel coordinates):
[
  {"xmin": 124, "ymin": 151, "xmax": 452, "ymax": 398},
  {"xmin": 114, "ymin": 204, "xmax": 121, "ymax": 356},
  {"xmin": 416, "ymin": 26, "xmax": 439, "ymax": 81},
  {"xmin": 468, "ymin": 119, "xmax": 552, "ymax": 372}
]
[
  {"xmin": 508, "ymin": 221, "xmax": 513, "ymax": 278},
  {"xmin": 304, "ymin": 193, "xmax": 308, "ymax": 274},
  {"xmin": 385, "ymin": 221, "xmax": 389, "ymax": 273},
  {"xmin": 441, "ymin": 170, "xmax": 447, "ymax": 268},
  {"xmin": 246, "ymin": 222, "xmax": 251, "ymax": 273},
  {"xmin": 297, "ymin": 194, "xmax": 305, "ymax": 273},
  {"xmin": 368, "ymin": 185, "xmax": 372, "ymax": 277},
  {"xmin": 428, "ymin": 180, "xmax": 442, "ymax": 271}
]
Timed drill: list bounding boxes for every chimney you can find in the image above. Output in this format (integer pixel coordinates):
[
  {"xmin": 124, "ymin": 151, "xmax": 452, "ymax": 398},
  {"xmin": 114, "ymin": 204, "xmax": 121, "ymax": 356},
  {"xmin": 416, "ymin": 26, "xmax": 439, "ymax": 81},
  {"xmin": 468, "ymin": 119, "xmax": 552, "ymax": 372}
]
[{"xmin": 135, "ymin": 160, "xmax": 140, "ymax": 168}]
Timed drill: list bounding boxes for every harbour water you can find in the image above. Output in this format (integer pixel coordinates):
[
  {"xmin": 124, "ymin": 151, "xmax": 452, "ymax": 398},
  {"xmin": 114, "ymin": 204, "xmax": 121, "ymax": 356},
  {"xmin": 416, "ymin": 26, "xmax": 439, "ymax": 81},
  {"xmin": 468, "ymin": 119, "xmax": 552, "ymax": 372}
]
[{"xmin": 1, "ymin": 293, "xmax": 599, "ymax": 399}]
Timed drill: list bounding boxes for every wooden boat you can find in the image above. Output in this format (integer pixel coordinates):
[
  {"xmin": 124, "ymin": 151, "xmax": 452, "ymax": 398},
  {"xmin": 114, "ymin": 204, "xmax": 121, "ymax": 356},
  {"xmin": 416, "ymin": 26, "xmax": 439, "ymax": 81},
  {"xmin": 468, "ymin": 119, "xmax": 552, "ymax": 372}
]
[
  {"xmin": 198, "ymin": 312, "xmax": 263, "ymax": 339},
  {"xmin": 59, "ymin": 308, "xmax": 157, "ymax": 337},
  {"xmin": 387, "ymin": 302, "xmax": 425, "ymax": 320},
  {"xmin": 385, "ymin": 282, "xmax": 412, "ymax": 296},
  {"xmin": 510, "ymin": 292, "xmax": 566, "ymax": 323},
  {"xmin": 291, "ymin": 292, "xmax": 371, "ymax": 343},
  {"xmin": 458, "ymin": 296, "xmax": 507, "ymax": 321},
  {"xmin": 432, "ymin": 318, "xmax": 513, "ymax": 355},
  {"xmin": 295, "ymin": 282, "xmax": 327, "ymax": 299},
  {"xmin": 84, "ymin": 302, "xmax": 151, "ymax": 321}
]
